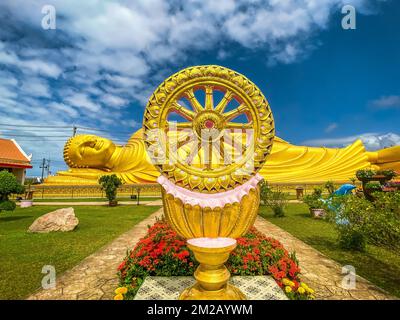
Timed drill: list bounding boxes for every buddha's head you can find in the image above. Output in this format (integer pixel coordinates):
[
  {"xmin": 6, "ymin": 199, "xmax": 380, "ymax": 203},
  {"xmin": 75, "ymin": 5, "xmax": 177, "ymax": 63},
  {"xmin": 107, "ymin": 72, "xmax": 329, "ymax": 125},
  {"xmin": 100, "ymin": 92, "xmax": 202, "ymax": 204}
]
[{"xmin": 64, "ymin": 135, "xmax": 116, "ymax": 169}]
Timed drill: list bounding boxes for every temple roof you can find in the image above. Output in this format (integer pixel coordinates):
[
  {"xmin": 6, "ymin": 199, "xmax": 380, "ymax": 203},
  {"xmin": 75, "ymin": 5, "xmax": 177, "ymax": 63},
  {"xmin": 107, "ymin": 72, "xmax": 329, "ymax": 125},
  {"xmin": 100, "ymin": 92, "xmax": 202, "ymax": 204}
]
[{"xmin": 0, "ymin": 138, "xmax": 32, "ymax": 169}]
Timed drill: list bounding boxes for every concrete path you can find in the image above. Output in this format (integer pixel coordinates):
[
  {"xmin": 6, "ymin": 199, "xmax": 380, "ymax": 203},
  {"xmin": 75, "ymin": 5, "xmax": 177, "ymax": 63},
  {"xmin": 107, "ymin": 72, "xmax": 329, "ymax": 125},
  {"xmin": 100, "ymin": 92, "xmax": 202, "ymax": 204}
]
[
  {"xmin": 254, "ymin": 216, "xmax": 396, "ymax": 300},
  {"xmin": 28, "ymin": 208, "xmax": 163, "ymax": 300}
]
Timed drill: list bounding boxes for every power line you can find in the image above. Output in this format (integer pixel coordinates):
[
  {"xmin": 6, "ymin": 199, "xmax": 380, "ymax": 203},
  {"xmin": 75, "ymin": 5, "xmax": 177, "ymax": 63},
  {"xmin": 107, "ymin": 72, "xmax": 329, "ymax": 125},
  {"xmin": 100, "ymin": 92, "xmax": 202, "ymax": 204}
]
[
  {"xmin": 0, "ymin": 134, "xmax": 72, "ymax": 138},
  {"xmin": 0, "ymin": 123, "xmax": 73, "ymax": 128}
]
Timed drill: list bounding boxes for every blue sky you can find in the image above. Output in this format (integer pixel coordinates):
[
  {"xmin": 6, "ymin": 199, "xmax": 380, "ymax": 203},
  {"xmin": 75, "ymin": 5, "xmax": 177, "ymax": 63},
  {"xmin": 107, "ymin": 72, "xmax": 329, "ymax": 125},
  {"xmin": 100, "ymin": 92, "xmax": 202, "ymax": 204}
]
[{"xmin": 0, "ymin": 0, "xmax": 399, "ymax": 177}]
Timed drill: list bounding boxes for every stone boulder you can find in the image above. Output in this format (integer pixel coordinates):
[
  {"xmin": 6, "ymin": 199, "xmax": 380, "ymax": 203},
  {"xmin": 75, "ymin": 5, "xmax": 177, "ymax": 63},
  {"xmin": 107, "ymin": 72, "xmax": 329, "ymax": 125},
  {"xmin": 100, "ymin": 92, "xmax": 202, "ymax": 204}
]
[{"xmin": 28, "ymin": 207, "xmax": 79, "ymax": 233}]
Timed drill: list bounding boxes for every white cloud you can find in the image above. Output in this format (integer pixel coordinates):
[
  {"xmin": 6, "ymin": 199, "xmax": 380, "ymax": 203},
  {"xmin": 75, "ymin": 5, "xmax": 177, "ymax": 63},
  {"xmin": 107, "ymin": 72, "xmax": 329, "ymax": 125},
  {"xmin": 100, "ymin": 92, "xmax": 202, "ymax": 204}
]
[
  {"xmin": 369, "ymin": 95, "xmax": 400, "ymax": 109},
  {"xmin": 325, "ymin": 123, "xmax": 338, "ymax": 133},
  {"xmin": 101, "ymin": 95, "xmax": 128, "ymax": 108},
  {"xmin": 303, "ymin": 132, "xmax": 400, "ymax": 151},
  {"xmin": 21, "ymin": 78, "xmax": 51, "ymax": 98},
  {"xmin": 64, "ymin": 93, "xmax": 101, "ymax": 113}
]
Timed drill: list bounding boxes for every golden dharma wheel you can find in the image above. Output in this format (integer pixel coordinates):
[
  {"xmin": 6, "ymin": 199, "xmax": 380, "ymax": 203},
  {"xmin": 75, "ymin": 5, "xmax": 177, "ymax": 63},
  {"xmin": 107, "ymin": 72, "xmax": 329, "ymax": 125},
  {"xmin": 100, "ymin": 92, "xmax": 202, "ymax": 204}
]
[{"xmin": 143, "ymin": 65, "xmax": 275, "ymax": 193}]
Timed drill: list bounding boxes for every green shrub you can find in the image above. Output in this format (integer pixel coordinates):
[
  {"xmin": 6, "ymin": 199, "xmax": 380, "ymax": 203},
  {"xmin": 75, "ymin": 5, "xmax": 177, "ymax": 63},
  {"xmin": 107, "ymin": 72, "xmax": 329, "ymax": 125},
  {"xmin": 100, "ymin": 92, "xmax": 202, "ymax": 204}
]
[
  {"xmin": 0, "ymin": 200, "xmax": 17, "ymax": 211},
  {"xmin": 264, "ymin": 191, "xmax": 289, "ymax": 217},
  {"xmin": 326, "ymin": 192, "xmax": 400, "ymax": 251},
  {"xmin": 98, "ymin": 174, "xmax": 122, "ymax": 205},
  {"xmin": 337, "ymin": 226, "xmax": 366, "ymax": 251},
  {"xmin": 259, "ymin": 180, "xmax": 271, "ymax": 205},
  {"xmin": 303, "ymin": 188, "xmax": 324, "ymax": 211},
  {"xmin": 303, "ymin": 195, "xmax": 324, "ymax": 210},
  {"xmin": 365, "ymin": 182, "xmax": 382, "ymax": 192},
  {"xmin": 0, "ymin": 170, "xmax": 24, "ymax": 213},
  {"xmin": 356, "ymin": 169, "xmax": 375, "ymax": 180}
]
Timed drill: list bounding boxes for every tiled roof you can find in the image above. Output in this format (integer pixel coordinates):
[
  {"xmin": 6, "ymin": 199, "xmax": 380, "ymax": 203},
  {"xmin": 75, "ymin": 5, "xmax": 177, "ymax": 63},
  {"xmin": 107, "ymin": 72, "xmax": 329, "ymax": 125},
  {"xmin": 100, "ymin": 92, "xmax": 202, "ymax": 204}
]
[{"xmin": 0, "ymin": 138, "xmax": 32, "ymax": 168}]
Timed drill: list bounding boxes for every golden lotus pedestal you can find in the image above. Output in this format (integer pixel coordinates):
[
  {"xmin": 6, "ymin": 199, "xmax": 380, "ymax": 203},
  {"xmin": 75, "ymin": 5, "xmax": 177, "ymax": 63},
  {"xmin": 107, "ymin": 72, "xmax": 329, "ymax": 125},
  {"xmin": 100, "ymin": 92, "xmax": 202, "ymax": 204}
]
[{"xmin": 179, "ymin": 237, "xmax": 246, "ymax": 300}]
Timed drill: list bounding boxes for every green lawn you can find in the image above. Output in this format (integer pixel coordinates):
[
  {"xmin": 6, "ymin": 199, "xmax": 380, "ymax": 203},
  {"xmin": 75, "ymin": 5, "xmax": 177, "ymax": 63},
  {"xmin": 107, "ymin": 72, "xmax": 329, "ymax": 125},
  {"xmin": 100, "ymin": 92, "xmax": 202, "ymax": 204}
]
[
  {"xmin": 0, "ymin": 205, "xmax": 160, "ymax": 300},
  {"xmin": 259, "ymin": 204, "xmax": 400, "ymax": 298},
  {"xmin": 32, "ymin": 197, "xmax": 161, "ymax": 202}
]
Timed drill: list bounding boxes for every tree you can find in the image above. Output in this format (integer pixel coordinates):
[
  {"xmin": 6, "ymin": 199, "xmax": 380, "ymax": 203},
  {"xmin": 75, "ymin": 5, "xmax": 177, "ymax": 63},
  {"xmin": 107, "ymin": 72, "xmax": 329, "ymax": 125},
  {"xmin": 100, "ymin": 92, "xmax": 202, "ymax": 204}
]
[
  {"xmin": 0, "ymin": 170, "xmax": 25, "ymax": 213},
  {"xmin": 98, "ymin": 174, "xmax": 122, "ymax": 206}
]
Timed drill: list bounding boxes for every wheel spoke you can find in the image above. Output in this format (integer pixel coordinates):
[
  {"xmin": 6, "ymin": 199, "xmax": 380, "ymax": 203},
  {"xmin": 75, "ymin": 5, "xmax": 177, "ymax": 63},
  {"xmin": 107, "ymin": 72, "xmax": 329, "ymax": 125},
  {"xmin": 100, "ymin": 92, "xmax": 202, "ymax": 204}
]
[
  {"xmin": 170, "ymin": 102, "xmax": 195, "ymax": 120},
  {"xmin": 223, "ymin": 104, "xmax": 248, "ymax": 121},
  {"xmin": 215, "ymin": 90, "xmax": 234, "ymax": 113},
  {"xmin": 204, "ymin": 86, "xmax": 214, "ymax": 110},
  {"xmin": 226, "ymin": 122, "xmax": 253, "ymax": 130},
  {"xmin": 184, "ymin": 89, "xmax": 204, "ymax": 112}
]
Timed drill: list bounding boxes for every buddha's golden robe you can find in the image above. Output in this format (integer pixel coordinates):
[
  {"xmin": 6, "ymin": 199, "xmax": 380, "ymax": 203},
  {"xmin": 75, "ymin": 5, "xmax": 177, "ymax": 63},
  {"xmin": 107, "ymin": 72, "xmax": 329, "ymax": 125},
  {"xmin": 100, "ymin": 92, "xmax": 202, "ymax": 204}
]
[{"xmin": 44, "ymin": 129, "xmax": 400, "ymax": 185}]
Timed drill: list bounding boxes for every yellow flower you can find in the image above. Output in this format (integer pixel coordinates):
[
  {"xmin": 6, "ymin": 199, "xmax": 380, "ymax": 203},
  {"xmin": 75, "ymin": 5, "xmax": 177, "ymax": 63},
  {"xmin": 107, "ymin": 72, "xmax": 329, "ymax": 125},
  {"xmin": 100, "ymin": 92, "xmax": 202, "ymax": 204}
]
[
  {"xmin": 297, "ymin": 287, "xmax": 306, "ymax": 294},
  {"xmin": 114, "ymin": 293, "xmax": 124, "ymax": 300},
  {"xmin": 300, "ymin": 282, "xmax": 309, "ymax": 290},
  {"xmin": 282, "ymin": 278, "xmax": 295, "ymax": 287},
  {"xmin": 309, "ymin": 295, "xmax": 315, "ymax": 300},
  {"xmin": 115, "ymin": 287, "xmax": 128, "ymax": 295},
  {"xmin": 307, "ymin": 288, "xmax": 315, "ymax": 294},
  {"xmin": 285, "ymin": 286, "xmax": 292, "ymax": 293}
]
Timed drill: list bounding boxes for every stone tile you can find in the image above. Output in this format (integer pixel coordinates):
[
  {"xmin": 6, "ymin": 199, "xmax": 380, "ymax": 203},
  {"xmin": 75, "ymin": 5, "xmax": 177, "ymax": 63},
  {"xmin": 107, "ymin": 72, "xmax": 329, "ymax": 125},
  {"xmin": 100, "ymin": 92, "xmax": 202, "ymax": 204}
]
[{"xmin": 134, "ymin": 276, "xmax": 288, "ymax": 300}]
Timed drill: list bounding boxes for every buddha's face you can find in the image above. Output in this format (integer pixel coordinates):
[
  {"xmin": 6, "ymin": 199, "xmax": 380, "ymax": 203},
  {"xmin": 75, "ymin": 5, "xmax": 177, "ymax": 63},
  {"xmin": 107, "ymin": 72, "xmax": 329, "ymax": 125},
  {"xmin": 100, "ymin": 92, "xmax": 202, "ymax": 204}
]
[{"xmin": 65, "ymin": 135, "xmax": 116, "ymax": 168}]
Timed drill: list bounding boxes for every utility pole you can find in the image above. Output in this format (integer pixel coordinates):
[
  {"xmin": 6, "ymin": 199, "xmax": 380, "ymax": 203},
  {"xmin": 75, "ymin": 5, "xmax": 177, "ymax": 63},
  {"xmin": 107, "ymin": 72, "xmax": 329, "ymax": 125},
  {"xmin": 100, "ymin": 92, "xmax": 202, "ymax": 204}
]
[
  {"xmin": 40, "ymin": 158, "xmax": 47, "ymax": 182},
  {"xmin": 72, "ymin": 125, "xmax": 77, "ymax": 136},
  {"xmin": 46, "ymin": 159, "xmax": 51, "ymax": 177}
]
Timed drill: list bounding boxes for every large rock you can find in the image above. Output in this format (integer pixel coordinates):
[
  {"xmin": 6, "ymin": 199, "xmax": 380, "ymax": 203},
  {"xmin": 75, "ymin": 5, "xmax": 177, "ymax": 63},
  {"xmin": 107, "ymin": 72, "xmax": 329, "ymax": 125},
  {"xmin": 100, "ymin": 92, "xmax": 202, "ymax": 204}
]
[{"xmin": 28, "ymin": 207, "xmax": 79, "ymax": 233}]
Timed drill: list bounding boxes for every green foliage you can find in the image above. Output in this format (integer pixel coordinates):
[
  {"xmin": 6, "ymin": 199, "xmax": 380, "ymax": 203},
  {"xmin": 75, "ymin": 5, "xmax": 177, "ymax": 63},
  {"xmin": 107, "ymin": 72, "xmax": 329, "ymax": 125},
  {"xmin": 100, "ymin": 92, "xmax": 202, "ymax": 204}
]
[
  {"xmin": 377, "ymin": 169, "xmax": 397, "ymax": 180},
  {"xmin": 259, "ymin": 179, "xmax": 271, "ymax": 205},
  {"xmin": 365, "ymin": 182, "xmax": 382, "ymax": 192},
  {"xmin": 0, "ymin": 170, "xmax": 24, "ymax": 213},
  {"xmin": 356, "ymin": 169, "xmax": 375, "ymax": 180},
  {"xmin": 324, "ymin": 180, "xmax": 335, "ymax": 195},
  {"xmin": 0, "ymin": 200, "xmax": 16, "ymax": 211},
  {"xmin": 263, "ymin": 191, "xmax": 289, "ymax": 217},
  {"xmin": 303, "ymin": 187, "xmax": 324, "ymax": 210},
  {"xmin": 326, "ymin": 192, "xmax": 400, "ymax": 251},
  {"xmin": 356, "ymin": 169, "xmax": 397, "ymax": 181},
  {"xmin": 98, "ymin": 174, "xmax": 122, "ymax": 205}
]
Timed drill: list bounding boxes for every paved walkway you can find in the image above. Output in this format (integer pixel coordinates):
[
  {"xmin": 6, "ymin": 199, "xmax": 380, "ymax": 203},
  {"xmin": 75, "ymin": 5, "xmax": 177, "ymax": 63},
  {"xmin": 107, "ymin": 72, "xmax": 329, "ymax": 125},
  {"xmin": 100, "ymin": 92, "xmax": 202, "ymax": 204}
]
[
  {"xmin": 27, "ymin": 208, "xmax": 395, "ymax": 300},
  {"xmin": 254, "ymin": 216, "xmax": 396, "ymax": 300},
  {"xmin": 28, "ymin": 208, "xmax": 163, "ymax": 300}
]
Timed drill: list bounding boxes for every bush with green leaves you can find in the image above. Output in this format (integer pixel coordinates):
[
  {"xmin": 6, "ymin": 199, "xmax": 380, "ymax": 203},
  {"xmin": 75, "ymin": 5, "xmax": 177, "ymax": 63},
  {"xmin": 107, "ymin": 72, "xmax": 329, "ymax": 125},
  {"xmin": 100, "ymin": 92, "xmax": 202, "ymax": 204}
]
[
  {"xmin": 98, "ymin": 174, "xmax": 122, "ymax": 205},
  {"xmin": 259, "ymin": 180, "xmax": 272, "ymax": 205},
  {"xmin": 364, "ymin": 182, "xmax": 382, "ymax": 192},
  {"xmin": 324, "ymin": 181, "xmax": 335, "ymax": 195},
  {"xmin": 325, "ymin": 192, "xmax": 400, "ymax": 251},
  {"xmin": 0, "ymin": 170, "xmax": 24, "ymax": 213},
  {"xmin": 303, "ymin": 188, "xmax": 324, "ymax": 211},
  {"xmin": 263, "ymin": 191, "xmax": 289, "ymax": 217}
]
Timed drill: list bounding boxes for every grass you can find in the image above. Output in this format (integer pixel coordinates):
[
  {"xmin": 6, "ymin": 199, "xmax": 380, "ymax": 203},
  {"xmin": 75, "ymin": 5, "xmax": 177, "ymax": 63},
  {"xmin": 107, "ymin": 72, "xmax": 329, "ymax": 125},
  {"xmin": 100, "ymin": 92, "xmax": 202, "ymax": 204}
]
[
  {"xmin": 259, "ymin": 203, "xmax": 400, "ymax": 298},
  {"xmin": 32, "ymin": 197, "xmax": 161, "ymax": 202},
  {"xmin": 0, "ymin": 204, "xmax": 160, "ymax": 300}
]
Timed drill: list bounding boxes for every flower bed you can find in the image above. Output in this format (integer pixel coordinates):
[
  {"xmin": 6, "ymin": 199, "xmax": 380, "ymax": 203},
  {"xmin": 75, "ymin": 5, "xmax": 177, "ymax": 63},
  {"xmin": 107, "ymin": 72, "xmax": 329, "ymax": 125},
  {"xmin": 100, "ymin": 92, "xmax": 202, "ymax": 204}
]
[{"xmin": 116, "ymin": 218, "xmax": 314, "ymax": 300}]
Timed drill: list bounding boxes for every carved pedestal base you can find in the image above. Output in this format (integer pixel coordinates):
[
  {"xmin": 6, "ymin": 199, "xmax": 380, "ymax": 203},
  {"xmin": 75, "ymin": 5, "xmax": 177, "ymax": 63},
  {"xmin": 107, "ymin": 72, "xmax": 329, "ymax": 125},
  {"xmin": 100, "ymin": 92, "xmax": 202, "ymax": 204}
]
[{"xmin": 179, "ymin": 237, "xmax": 246, "ymax": 300}]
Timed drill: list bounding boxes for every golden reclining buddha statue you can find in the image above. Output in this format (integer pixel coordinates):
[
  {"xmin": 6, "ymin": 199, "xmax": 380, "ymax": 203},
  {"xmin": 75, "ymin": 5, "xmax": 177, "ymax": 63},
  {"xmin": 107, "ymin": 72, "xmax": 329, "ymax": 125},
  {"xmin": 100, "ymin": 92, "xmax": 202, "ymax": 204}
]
[{"xmin": 44, "ymin": 128, "xmax": 400, "ymax": 185}]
